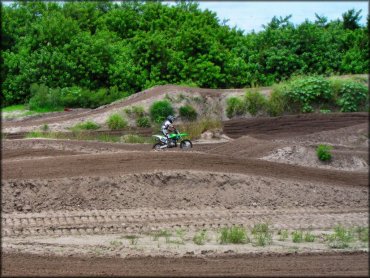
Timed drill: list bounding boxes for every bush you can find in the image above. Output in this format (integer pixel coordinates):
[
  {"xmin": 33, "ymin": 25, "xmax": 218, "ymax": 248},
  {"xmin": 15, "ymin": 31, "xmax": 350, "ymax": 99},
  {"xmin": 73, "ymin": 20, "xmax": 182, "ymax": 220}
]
[
  {"xmin": 149, "ymin": 100, "xmax": 174, "ymax": 123},
  {"xmin": 336, "ymin": 82, "xmax": 368, "ymax": 112},
  {"xmin": 245, "ymin": 90, "xmax": 268, "ymax": 116},
  {"xmin": 179, "ymin": 105, "xmax": 198, "ymax": 121},
  {"xmin": 193, "ymin": 230, "xmax": 207, "ymax": 245},
  {"xmin": 107, "ymin": 113, "xmax": 127, "ymax": 130},
  {"xmin": 251, "ymin": 223, "xmax": 272, "ymax": 246},
  {"xmin": 291, "ymin": 230, "xmax": 303, "ymax": 243},
  {"xmin": 219, "ymin": 226, "xmax": 249, "ymax": 244},
  {"xmin": 285, "ymin": 76, "xmax": 333, "ymax": 113},
  {"xmin": 316, "ymin": 144, "xmax": 333, "ymax": 161},
  {"xmin": 28, "ymin": 84, "xmax": 63, "ymax": 111},
  {"xmin": 267, "ymin": 85, "xmax": 288, "ymax": 116},
  {"xmin": 61, "ymin": 86, "xmax": 127, "ymax": 109},
  {"xmin": 180, "ymin": 117, "xmax": 222, "ymax": 139},
  {"xmin": 226, "ymin": 96, "xmax": 246, "ymax": 118},
  {"xmin": 136, "ymin": 116, "xmax": 151, "ymax": 128},
  {"xmin": 72, "ymin": 120, "xmax": 100, "ymax": 130},
  {"xmin": 326, "ymin": 225, "xmax": 354, "ymax": 249}
]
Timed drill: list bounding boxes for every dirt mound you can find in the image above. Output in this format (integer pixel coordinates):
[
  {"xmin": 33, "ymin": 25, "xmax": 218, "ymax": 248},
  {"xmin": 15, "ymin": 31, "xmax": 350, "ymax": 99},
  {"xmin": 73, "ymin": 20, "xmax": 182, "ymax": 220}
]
[
  {"xmin": 205, "ymin": 135, "xmax": 280, "ymax": 158},
  {"xmin": 223, "ymin": 112, "xmax": 368, "ymax": 139},
  {"xmin": 3, "ymin": 151, "xmax": 368, "ymax": 186},
  {"xmin": 262, "ymin": 145, "xmax": 368, "ymax": 172},
  {"xmin": 2, "ymin": 85, "xmax": 246, "ymax": 132},
  {"xmin": 3, "ymin": 171, "xmax": 367, "ymax": 213}
]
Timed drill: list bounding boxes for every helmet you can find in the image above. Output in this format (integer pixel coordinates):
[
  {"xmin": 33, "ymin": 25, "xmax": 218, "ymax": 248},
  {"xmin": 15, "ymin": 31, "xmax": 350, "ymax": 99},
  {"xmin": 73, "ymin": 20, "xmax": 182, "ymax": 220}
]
[{"xmin": 167, "ymin": 115, "xmax": 175, "ymax": 123}]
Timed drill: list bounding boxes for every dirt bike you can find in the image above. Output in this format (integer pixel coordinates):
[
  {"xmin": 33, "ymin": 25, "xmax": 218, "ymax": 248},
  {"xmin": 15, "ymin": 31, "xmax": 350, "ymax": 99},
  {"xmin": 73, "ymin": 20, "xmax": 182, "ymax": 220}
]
[{"xmin": 152, "ymin": 130, "xmax": 192, "ymax": 150}]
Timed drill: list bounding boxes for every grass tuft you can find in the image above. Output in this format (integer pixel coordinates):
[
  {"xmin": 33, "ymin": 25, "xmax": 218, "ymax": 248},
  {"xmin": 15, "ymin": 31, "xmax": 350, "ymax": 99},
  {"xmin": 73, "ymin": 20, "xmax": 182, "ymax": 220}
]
[{"xmin": 219, "ymin": 226, "xmax": 249, "ymax": 244}]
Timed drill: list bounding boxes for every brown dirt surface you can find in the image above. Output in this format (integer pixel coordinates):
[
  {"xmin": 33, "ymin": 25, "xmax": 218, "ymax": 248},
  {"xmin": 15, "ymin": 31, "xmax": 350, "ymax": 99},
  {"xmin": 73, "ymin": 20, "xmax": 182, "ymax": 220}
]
[
  {"xmin": 2, "ymin": 106, "xmax": 369, "ymax": 276},
  {"xmin": 2, "ymin": 252, "xmax": 368, "ymax": 277},
  {"xmin": 223, "ymin": 112, "xmax": 368, "ymax": 139}
]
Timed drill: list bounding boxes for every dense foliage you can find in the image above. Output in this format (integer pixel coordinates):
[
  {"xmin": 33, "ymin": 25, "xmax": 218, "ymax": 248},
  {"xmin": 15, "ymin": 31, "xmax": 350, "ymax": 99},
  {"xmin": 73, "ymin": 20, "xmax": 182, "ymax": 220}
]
[
  {"xmin": 149, "ymin": 100, "xmax": 174, "ymax": 123},
  {"xmin": 1, "ymin": 1, "xmax": 368, "ymax": 106},
  {"xmin": 226, "ymin": 75, "xmax": 368, "ymax": 118}
]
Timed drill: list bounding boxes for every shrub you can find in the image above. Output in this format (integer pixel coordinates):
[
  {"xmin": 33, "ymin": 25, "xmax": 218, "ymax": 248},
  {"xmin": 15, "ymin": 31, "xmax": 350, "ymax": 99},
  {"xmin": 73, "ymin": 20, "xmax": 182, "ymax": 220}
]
[
  {"xmin": 72, "ymin": 120, "xmax": 100, "ymax": 131},
  {"xmin": 193, "ymin": 230, "xmax": 207, "ymax": 245},
  {"xmin": 304, "ymin": 231, "xmax": 316, "ymax": 242},
  {"xmin": 285, "ymin": 76, "xmax": 333, "ymax": 113},
  {"xmin": 277, "ymin": 229, "xmax": 289, "ymax": 241},
  {"xmin": 136, "ymin": 116, "xmax": 151, "ymax": 128},
  {"xmin": 149, "ymin": 100, "xmax": 174, "ymax": 123},
  {"xmin": 107, "ymin": 113, "xmax": 127, "ymax": 130},
  {"xmin": 219, "ymin": 226, "xmax": 249, "ymax": 244},
  {"xmin": 251, "ymin": 223, "xmax": 272, "ymax": 246},
  {"xmin": 180, "ymin": 117, "xmax": 222, "ymax": 139},
  {"xmin": 336, "ymin": 82, "xmax": 368, "ymax": 112},
  {"xmin": 326, "ymin": 225, "xmax": 354, "ymax": 249},
  {"xmin": 245, "ymin": 90, "xmax": 268, "ymax": 116},
  {"xmin": 28, "ymin": 84, "xmax": 63, "ymax": 111},
  {"xmin": 226, "ymin": 96, "xmax": 245, "ymax": 118},
  {"xmin": 316, "ymin": 144, "xmax": 333, "ymax": 161},
  {"xmin": 267, "ymin": 85, "xmax": 288, "ymax": 116},
  {"xmin": 354, "ymin": 226, "xmax": 369, "ymax": 242},
  {"xmin": 291, "ymin": 230, "xmax": 303, "ymax": 243},
  {"xmin": 179, "ymin": 105, "xmax": 198, "ymax": 121}
]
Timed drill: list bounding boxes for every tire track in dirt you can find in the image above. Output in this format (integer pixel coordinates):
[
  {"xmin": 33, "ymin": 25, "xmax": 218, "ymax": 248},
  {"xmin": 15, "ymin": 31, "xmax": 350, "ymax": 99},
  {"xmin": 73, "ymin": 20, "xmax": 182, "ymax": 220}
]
[
  {"xmin": 2, "ymin": 207, "xmax": 367, "ymax": 237},
  {"xmin": 3, "ymin": 151, "xmax": 367, "ymax": 187},
  {"xmin": 223, "ymin": 112, "xmax": 368, "ymax": 139},
  {"xmin": 3, "ymin": 252, "xmax": 368, "ymax": 277}
]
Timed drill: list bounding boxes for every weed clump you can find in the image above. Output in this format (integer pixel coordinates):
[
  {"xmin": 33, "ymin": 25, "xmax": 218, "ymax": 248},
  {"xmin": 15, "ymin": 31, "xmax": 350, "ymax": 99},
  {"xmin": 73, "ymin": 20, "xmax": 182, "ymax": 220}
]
[
  {"xmin": 150, "ymin": 100, "xmax": 174, "ymax": 123},
  {"xmin": 245, "ymin": 90, "xmax": 268, "ymax": 116},
  {"xmin": 72, "ymin": 120, "xmax": 100, "ymax": 131},
  {"xmin": 326, "ymin": 225, "xmax": 354, "ymax": 249},
  {"xmin": 136, "ymin": 116, "xmax": 151, "ymax": 128},
  {"xmin": 193, "ymin": 230, "xmax": 207, "ymax": 245},
  {"xmin": 107, "ymin": 113, "xmax": 127, "ymax": 130},
  {"xmin": 251, "ymin": 223, "xmax": 272, "ymax": 246},
  {"xmin": 316, "ymin": 144, "xmax": 333, "ymax": 161},
  {"xmin": 219, "ymin": 226, "xmax": 249, "ymax": 244},
  {"xmin": 226, "ymin": 97, "xmax": 245, "ymax": 118},
  {"xmin": 179, "ymin": 105, "xmax": 198, "ymax": 121}
]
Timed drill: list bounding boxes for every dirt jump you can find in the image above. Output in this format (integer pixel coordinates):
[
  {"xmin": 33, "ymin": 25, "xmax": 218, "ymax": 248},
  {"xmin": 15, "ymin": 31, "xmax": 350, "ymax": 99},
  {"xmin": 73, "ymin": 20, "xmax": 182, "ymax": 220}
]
[{"xmin": 2, "ymin": 85, "xmax": 369, "ymax": 277}]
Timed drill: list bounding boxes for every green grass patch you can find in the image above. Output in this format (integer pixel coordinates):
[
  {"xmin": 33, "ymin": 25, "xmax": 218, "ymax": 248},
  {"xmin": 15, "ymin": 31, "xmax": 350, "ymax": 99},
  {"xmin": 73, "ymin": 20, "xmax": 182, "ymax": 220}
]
[
  {"xmin": 354, "ymin": 226, "xmax": 369, "ymax": 242},
  {"xmin": 136, "ymin": 116, "xmax": 151, "ymax": 128},
  {"xmin": 226, "ymin": 96, "xmax": 246, "ymax": 118},
  {"xmin": 245, "ymin": 90, "xmax": 268, "ymax": 116},
  {"xmin": 316, "ymin": 144, "xmax": 333, "ymax": 161},
  {"xmin": 304, "ymin": 231, "xmax": 316, "ymax": 242},
  {"xmin": 277, "ymin": 229, "xmax": 289, "ymax": 241},
  {"xmin": 71, "ymin": 120, "xmax": 100, "ymax": 131},
  {"xmin": 179, "ymin": 105, "xmax": 198, "ymax": 121},
  {"xmin": 291, "ymin": 230, "xmax": 304, "ymax": 243},
  {"xmin": 325, "ymin": 225, "xmax": 354, "ymax": 249},
  {"xmin": 179, "ymin": 117, "xmax": 222, "ymax": 139},
  {"xmin": 193, "ymin": 230, "xmax": 208, "ymax": 245},
  {"xmin": 120, "ymin": 134, "xmax": 154, "ymax": 144},
  {"xmin": 1, "ymin": 104, "xmax": 26, "ymax": 112},
  {"xmin": 251, "ymin": 223, "xmax": 272, "ymax": 246},
  {"xmin": 25, "ymin": 130, "xmax": 121, "ymax": 142},
  {"xmin": 149, "ymin": 100, "xmax": 174, "ymax": 123},
  {"xmin": 107, "ymin": 113, "xmax": 127, "ymax": 130},
  {"xmin": 219, "ymin": 226, "xmax": 249, "ymax": 244},
  {"xmin": 151, "ymin": 229, "xmax": 172, "ymax": 241}
]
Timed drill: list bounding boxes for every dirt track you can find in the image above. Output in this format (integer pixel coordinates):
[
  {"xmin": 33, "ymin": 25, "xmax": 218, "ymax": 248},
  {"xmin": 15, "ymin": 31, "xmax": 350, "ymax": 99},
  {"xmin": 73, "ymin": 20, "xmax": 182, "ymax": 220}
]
[
  {"xmin": 2, "ymin": 111, "xmax": 369, "ymax": 276},
  {"xmin": 3, "ymin": 252, "xmax": 368, "ymax": 277}
]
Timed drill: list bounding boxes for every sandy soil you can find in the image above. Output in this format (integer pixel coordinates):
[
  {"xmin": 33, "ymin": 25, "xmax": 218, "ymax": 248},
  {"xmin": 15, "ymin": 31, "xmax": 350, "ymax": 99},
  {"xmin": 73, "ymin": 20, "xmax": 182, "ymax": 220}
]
[{"xmin": 2, "ymin": 104, "xmax": 369, "ymax": 276}]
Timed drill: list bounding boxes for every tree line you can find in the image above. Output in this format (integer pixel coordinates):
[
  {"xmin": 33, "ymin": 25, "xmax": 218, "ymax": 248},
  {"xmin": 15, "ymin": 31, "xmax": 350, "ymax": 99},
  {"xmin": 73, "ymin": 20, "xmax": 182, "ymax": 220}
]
[{"xmin": 1, "ymin": 1, "xmax": 368, "ymax": 106}]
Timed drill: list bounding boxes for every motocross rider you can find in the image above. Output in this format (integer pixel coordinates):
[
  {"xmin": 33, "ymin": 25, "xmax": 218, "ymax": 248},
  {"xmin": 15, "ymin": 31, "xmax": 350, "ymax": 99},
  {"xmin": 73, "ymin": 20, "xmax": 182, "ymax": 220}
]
[{"xmin": 161, "ymin": 115, "xmax": 176, "ymax": 146}]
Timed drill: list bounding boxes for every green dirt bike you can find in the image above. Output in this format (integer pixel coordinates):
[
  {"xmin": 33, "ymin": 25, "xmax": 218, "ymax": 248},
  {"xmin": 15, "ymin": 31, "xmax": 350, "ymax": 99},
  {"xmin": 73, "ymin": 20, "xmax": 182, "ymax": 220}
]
[{"xmin": 152, "ymin": 130, "xmax": 192, "ymax": 150}]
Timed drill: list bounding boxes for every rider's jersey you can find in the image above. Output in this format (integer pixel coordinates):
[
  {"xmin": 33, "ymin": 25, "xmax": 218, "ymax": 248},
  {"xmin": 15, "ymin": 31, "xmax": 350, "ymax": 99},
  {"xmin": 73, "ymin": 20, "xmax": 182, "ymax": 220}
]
[{"xmin": 161, "ymin": 120, "xmax": 173, "ymax": 131}]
